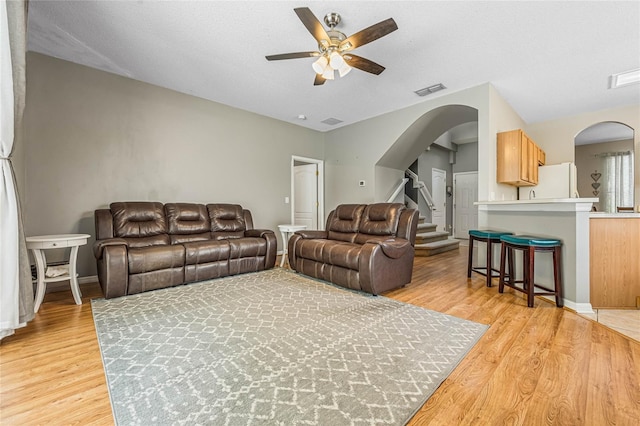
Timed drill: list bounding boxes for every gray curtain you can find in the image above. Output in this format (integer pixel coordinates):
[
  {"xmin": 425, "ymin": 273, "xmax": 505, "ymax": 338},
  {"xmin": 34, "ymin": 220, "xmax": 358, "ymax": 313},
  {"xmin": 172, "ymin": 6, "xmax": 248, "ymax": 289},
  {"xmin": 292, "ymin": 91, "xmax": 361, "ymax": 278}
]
[{"xmin": 1, "ymin": 0, "xmax": 33, "ymax": 340}]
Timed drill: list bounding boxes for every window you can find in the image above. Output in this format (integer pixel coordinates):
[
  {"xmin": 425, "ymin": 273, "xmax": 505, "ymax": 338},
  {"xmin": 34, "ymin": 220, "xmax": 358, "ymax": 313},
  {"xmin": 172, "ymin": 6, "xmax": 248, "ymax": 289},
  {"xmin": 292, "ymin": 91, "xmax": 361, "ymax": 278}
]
[{"xmin": 599, "ymin": 150, "xmax": 634, "ymax": 213}]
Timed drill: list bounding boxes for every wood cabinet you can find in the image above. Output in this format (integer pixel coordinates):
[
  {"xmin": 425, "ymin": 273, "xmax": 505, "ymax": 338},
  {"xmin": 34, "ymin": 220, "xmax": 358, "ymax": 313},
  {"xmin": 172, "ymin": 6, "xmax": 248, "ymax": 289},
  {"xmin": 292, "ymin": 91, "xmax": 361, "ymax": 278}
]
[
  {"xmin": 497, "ymin": 129, "xmax": 546, "ymax": 186},
  {"xmin": 590, "ymin": 217, "xmax": 640, "ymax": 308}
]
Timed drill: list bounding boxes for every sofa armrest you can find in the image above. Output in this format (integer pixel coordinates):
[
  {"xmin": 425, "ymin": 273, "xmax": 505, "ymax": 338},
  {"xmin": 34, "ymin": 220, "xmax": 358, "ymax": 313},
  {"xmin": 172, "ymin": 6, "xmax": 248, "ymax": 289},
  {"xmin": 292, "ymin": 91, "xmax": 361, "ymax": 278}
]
[
  {"xmin": 245, "ymin": 229, "xmax": 273, "ymax": 238},
  {"xmin": 359, "ymin": 239, "xmax": 415, "ymax": 295},
  {"xmin": 95, "ymin": 244, "xmax": 129, "ymax": 299},
  {"xmin": 244, "ymin": 229, "xmax": 277, "ymax": 269},
  {"xmin": 366, "ymin": 238, "xmax": 411, "ymax": 259},
  {"xmin": 294, "ymin": 230, "xmax": 328, "ymax": 239},
  {"xmin": 93, "ymin": 238, "xmax": 128, "ymax": 259}
]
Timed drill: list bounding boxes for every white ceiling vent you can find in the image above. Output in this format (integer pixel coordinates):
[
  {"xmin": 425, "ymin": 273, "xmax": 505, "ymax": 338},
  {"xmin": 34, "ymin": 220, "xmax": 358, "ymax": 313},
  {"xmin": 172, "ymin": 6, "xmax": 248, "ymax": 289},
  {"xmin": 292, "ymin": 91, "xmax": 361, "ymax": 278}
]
[
  {"xmin": 414, "ymin": 83, "xmax": 447, "ymax": 96},
  {"xmin": 321, "ymin": 117, "xmax": 344, "ymax": 125}
]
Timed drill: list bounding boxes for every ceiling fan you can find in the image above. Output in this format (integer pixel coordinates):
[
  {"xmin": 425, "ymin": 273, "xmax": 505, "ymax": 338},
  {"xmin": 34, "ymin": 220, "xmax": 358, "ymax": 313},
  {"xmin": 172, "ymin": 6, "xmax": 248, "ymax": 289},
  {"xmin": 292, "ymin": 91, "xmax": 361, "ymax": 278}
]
[{"xmin": 266, "ymin": 7, "xmax": 398, "ymax": 85}]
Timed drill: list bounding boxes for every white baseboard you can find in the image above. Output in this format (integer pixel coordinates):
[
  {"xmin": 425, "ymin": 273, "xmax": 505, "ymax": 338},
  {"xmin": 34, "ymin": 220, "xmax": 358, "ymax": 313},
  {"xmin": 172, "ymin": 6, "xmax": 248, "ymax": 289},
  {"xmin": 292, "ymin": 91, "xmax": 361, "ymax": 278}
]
[
  {"xmin": 564, "ymin": 300, "xmax": 595, "ymax": 314},
  {"xmin": 78, "ymin": 275, "xmax": 98, "ymax": 285}
]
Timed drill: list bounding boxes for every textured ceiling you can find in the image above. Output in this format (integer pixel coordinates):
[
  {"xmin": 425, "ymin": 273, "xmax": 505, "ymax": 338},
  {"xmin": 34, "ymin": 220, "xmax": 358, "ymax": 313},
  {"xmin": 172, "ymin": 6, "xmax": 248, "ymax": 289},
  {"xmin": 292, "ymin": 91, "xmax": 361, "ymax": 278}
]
[{"xmin": 27, "ymin": 1, "xmax": 640, "ymax": 132}]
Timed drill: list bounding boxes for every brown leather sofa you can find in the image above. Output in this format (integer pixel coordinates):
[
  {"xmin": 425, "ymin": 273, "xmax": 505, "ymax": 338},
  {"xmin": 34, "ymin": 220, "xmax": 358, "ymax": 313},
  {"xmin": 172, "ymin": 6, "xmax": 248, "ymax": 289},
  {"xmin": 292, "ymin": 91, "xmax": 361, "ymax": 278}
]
[
  {"xmin": 288, "ymin": 203, "xmax": 419, "ymax": 295},
  {"xmin": 93, "ymin": 202, "xmax": 276, "ymax": 299}
]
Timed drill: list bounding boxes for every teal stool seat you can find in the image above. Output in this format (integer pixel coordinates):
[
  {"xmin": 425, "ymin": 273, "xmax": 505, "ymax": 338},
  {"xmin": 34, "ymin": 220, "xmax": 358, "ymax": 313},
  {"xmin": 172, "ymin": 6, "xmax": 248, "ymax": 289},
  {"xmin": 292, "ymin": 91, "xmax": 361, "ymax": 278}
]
[
  {"xmin": 498, "ymin": 234, "xmax": 564, "ymax": 308},
  {"xmin": 469, "ymin": 230, "xmax": 514, "ymax": 239},
  {"xmin": 467, "ymin": 229, "xmax": 514, "ymax": 287},
  {"xmin": 500, "ymin": 235, "xmax": 562, "ymax": 247}
]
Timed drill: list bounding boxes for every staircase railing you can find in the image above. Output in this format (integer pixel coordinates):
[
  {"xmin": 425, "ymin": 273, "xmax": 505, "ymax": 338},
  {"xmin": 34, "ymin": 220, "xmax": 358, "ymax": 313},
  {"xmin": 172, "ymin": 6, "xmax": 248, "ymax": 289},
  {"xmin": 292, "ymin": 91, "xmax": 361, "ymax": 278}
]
[
  {"xmin": 405, "ymin": 169, "xmax": 435, "ymax": 211},
  {"xmin": 386, "ymin": 178, "xmax": 410, "ymax": 203}
]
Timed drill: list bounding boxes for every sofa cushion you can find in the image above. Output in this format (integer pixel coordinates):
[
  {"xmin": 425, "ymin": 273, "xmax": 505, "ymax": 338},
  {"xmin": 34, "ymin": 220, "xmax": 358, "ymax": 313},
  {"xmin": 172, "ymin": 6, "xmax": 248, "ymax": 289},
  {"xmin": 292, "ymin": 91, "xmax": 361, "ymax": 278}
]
[
  {"xmin": 228, "ymin": 237, "xmax": 267, "ymax": 259},
  {"xmin": 294, "ymin": 239, "xmax": 360, "ymax": 271},
  {"xmin": 327, "ymin": 204, "xmax": 365, "ymax": 243},
  {"xmin": 321, "ymin": 241, "xmax": 361, "ymax": 270},
  {"xmin": 354, "ymin": 203, "xmax": 404, "ymax": 245},
  {"xmin": 208, "ymin": 204, "xmax": 247, "ymax": 240},
  {"xmin": 183, "ymin": 240, "xmax": 230, "ymax": 265},
  {"xmin": 128, "ymin": 245, "xmax": 185, "ymax": 274},
  {"xmin": 165, "ymin": 203, "xmax": 211, "ymax": 244},
  {"xmin": 111, "ymin": 202, "xmax": 168, "ymax": 239}
]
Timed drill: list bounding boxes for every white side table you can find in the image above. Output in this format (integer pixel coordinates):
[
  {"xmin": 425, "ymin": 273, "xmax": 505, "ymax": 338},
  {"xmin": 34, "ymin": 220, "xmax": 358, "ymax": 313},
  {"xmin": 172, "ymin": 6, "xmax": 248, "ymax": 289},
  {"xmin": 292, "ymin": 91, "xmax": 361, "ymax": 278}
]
[
  {"xmin": 277, "ymin": 224, "xmax": 307, "ymax": 267},
  {"xmin": 26, "ymin": 234, "xmax": 90, "ymax": 313}
]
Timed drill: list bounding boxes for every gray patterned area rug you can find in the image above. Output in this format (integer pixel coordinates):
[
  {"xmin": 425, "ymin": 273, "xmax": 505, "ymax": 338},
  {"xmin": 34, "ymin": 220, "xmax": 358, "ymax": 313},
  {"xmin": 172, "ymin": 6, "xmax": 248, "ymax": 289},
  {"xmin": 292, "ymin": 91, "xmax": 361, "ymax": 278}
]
[{"xmin": 92, "ymin": 268, "xmax": 488, "ymax": 425}]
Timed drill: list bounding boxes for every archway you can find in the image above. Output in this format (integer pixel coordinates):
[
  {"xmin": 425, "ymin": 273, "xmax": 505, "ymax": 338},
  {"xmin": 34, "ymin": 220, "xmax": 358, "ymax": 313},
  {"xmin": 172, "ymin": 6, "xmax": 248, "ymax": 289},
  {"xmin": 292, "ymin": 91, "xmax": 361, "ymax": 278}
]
[
  {"xmin": 375, "ymin": 104, "xmax": 478, "ymax": 233},
  {"xmin": 574, "ymin": 121, "xmax": 635, "ymax": 212}
]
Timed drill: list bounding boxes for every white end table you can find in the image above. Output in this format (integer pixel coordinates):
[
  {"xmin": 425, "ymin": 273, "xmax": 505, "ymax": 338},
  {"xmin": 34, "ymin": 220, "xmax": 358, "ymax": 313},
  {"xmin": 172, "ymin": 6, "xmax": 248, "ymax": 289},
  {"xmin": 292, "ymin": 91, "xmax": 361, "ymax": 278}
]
[
  {"xmin": 26, "ymin": 234, "xmax": 90, "ymax": 313},
  {"xmin": 277, "ymin": 224, "xmax": 307, "ymax": 267}
]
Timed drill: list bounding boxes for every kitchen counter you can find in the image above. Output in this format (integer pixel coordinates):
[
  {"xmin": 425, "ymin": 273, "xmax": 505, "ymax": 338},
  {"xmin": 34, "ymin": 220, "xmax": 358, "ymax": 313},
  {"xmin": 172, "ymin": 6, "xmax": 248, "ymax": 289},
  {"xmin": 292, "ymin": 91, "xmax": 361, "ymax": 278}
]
[
  {"xmin": 477, "ymin": 198, "xmax": 598, "ymax": 212},
  {"xmin": 477, "ymin": 198, "xmax": 596, "ymax": 313},
  {"xmin": 590, "ymin": 212, "xmax": 640, "ymax": 218}
]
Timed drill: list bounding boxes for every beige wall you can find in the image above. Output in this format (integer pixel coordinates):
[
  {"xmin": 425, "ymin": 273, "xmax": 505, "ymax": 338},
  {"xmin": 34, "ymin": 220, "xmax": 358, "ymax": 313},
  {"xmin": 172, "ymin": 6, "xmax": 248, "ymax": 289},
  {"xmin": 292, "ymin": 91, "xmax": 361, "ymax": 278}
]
[
  {"xmin": 575, "ymin": 139, "xmax": 634, "ymax": 210},
  {"xmin": 23, "ymin": 53, "xmax": 324, "ymax": 276},
  {"xmin": 525, "ymin": 105, "xmax": 640, "ymax": 205}
]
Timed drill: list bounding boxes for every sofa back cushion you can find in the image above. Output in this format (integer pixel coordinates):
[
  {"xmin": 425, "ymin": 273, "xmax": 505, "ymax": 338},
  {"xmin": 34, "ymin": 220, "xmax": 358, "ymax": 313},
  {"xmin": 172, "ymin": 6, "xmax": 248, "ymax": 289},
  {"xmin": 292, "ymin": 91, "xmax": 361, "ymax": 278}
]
[
  {"xmin": 165, "ymin": 203, "xmax": 212, "ymax": 244},
  {"xmin": 111, "ymin": 202, "xmax": 169, "ymax": 247},
  {"xmin": 207, "ymin": 204, "xmax": 247, "ymax": 240},
  {"xmin": 354, "ymin": 203, "xmax": 404, "ymax": 244},
  {"xmin": 327, "ymin": 204, "xmax": 365, "ymax": 243}
]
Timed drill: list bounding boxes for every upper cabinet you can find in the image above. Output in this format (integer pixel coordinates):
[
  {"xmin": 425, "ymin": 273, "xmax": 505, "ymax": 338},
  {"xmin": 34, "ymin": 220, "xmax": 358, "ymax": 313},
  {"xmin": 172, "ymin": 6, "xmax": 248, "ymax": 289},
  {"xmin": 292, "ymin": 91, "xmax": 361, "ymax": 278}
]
[{"xmin": 497, "ymin": 129, "xmax": 546, "ymax": 186}]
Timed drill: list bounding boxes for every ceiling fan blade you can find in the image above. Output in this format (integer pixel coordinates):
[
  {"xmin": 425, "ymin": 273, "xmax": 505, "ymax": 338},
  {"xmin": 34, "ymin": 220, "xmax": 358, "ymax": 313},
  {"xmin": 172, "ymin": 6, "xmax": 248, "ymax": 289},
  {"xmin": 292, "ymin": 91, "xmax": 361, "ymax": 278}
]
[
  {"xmin": 344, "ymin": 54, "xmax": 386, "ymax": 75},
  {"xmin": 294, "ymin": 7, "xmax": 330, "ymax": 44},
  {"xmin": 266, "ymin": 52, "xmax": 320, "ymax": 61},
  {"xmin": 340, "ymin": 18, "xmax": 398, "ymax": 51},
  {"xmin": 314, "ymin": 74, "xmax": 326, "ymax": 86}
]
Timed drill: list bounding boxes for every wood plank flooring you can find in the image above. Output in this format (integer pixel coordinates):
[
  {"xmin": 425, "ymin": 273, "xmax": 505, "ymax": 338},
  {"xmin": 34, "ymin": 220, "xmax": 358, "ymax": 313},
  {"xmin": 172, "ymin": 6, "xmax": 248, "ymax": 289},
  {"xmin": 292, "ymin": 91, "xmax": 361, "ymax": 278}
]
[{"xmin": 1, "ymin": 247, "xmax": 639, "ymax": 425}]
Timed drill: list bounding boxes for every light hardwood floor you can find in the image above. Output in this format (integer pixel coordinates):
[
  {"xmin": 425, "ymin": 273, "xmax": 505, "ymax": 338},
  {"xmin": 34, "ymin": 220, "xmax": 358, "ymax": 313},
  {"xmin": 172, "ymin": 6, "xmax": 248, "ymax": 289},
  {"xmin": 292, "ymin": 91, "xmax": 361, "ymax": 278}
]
[{"xmin": 1, "ymin": 247, "xmax": 639, "ymax": 425}]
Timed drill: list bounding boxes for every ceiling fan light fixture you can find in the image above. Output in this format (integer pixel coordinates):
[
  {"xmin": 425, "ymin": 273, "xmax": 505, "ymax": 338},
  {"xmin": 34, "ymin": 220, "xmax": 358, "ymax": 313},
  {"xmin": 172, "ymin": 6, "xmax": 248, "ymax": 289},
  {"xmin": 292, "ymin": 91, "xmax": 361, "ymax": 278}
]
[
  {"xmin": 338, "ymin": 63, "xmax": 352, "ymax": 78},
  {"xmin": 322, "ymin": 67, "xmax": 335, "ymax": 80},
  {"xmin": 329, "ymin": 51, "xmax": 345, "ymax": 69},
  {"xmin": 312, "ymin": 56, "xmax": 328, "ymax": 74}
]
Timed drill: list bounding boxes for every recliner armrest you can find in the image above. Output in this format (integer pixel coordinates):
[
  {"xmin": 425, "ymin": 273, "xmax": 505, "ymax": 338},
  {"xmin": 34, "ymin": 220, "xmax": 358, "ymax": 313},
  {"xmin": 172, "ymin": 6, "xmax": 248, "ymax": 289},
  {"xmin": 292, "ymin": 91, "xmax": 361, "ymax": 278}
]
[
  {"xmin": 294, "ymin": 230, "xmax": 328, "ymax": 239},
  {"xmin": 93, "ymin": 238, "xmax": 128, "ymax": 259},
  {"xmin": 366, "ymin": 238, "xmax": 411, "ymax": 259},
  {"xmin": 245, "ymin": 229, "xmax": 275, "ymax": 238}
]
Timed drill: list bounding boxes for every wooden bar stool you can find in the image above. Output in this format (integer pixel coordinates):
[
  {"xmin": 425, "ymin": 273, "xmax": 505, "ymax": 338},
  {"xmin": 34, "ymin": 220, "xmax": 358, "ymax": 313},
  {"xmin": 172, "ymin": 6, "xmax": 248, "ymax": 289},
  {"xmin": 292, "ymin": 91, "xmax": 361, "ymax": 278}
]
[
  {"xmin": 498, "ymin": 235, "xmax": 563, "ymax": 308},
  {"xmin": 467, "ymin": 230, "xmax": 514, "ymax": 287}
]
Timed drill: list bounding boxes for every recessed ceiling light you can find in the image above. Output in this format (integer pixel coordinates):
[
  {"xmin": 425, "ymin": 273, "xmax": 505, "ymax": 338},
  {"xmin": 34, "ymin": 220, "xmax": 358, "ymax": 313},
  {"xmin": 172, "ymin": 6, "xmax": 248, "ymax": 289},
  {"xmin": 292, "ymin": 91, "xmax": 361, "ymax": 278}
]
[
  {"xmin": 609, "ymin": 68, "xmax": 640, "ymax": 89},
  {"xmin": 297, "ymin": 114, "xmax": 307, "ymax": 120},
  {"xmin": 414, "ymin": 83, "xmax": 447, "ymax": 97}
]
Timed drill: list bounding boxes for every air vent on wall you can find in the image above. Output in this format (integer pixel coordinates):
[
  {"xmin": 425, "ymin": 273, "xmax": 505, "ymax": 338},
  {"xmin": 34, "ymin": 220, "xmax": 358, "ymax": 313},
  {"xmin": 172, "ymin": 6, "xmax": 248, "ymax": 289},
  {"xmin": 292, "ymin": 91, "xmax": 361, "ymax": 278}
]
[
  {"xmin": 414, "ymin": 83, "xmax": 447, "ymax": 97},
  {"xmin": 321, "ymin": 117, "xmax": 344, "ymax": 125}
]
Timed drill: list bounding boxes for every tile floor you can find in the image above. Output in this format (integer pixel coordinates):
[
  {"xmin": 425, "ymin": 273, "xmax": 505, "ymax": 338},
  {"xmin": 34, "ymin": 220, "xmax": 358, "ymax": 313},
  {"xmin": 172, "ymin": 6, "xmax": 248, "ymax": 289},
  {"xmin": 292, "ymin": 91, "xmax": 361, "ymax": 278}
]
[{"xmin": 579, "ymin": 309, "xmax": 640, "ymax": 342}]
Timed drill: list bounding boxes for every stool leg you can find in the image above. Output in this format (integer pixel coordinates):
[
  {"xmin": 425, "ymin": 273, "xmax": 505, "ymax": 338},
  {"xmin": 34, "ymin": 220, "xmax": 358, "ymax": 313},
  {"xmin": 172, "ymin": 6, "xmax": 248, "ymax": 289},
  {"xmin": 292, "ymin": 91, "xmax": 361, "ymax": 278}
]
[
  {"xmin": 467, "ymin": 235, "xmax": 474, "ymax": 278},
  {"xmin": 507, "ymin": 247, "xmax": 514, "ymax": 285},
  {"xmin": 527, "ymin": 246, "xmax": 535, "ymax": 307},
  {"xmin": 554, "ymin": 246, "xmax": 564, "ymax": 308},
  {"xmin": 486, "ymin": 239, "xmax": 493, "ymax": 287},
  {"xmin": 498, "ymin": 242, "xmax": 506, "ymax": 293}
]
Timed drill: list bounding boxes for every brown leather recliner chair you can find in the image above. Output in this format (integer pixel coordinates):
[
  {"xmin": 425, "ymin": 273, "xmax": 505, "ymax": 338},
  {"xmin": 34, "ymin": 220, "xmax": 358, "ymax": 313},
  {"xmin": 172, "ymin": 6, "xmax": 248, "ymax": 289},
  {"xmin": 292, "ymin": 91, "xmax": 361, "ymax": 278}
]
[
  {"xmin": 93, "ymin": 202, "xmax": 276, "ymax": 299},
  {"xmin": 288, "ymin": 203, "xmax": 419, "ymax": 295}
]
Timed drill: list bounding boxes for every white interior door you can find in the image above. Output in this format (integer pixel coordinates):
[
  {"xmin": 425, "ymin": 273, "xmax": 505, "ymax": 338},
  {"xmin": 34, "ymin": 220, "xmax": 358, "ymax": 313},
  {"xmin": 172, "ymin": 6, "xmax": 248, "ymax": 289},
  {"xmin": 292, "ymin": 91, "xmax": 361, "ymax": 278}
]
[
  {"xmin": 294, "ymin": 163, "xmax": 318, "ymax": 229},
  {"xmin": 431, "ymin": 168, "xmax": 446, "ymax": 232},
  {"xmin": 453, "ymin": 172, "xmax": 478, "ymax": 238}
]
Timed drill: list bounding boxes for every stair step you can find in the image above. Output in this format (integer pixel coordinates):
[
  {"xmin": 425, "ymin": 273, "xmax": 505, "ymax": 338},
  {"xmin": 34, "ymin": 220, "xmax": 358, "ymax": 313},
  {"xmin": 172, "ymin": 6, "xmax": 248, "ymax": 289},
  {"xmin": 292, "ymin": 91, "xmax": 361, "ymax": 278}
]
[
  {"xmin": 415, "ymin": 239, "xmax": 460, "ymax": 257},
  {"xmin": 415, "ymin": 231, "xmax": 450, "ymax": 244},
  {"xmin": 417, "ymin": 222, "xmax": 437, "ymax": 232}
]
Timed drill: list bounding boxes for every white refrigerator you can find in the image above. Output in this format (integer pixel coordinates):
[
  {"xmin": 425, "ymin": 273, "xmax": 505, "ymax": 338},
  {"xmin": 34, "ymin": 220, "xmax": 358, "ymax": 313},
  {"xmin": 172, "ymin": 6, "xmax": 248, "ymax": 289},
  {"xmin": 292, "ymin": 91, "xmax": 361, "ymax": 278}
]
[{"xmin": 518, "ymin": 162, "xmax": 579, "ymax": 199}]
